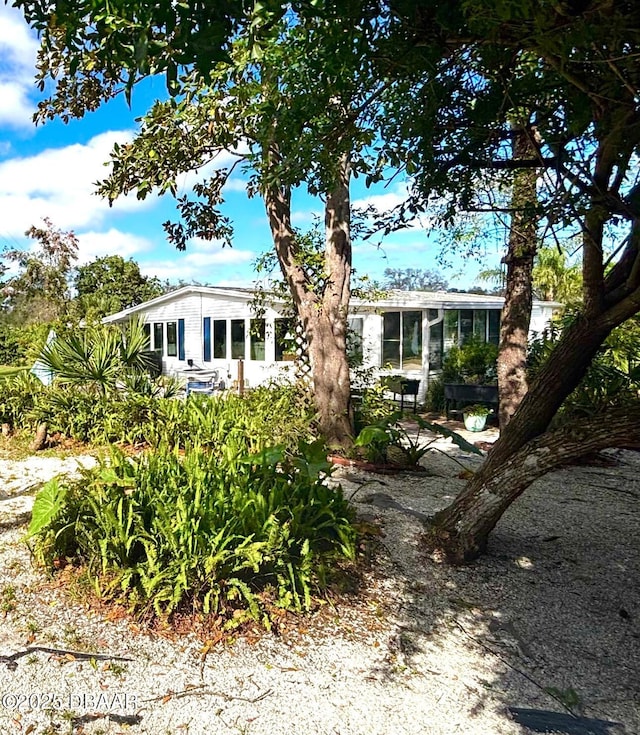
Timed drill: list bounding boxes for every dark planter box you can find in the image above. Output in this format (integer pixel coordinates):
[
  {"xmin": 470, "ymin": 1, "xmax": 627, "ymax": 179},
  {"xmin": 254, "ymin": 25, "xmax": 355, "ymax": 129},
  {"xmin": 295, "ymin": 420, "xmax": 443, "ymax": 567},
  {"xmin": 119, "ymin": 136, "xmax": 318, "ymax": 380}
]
[{"xmin": 444, "ymin": 383, "xmax": 499, "ymax": 415}]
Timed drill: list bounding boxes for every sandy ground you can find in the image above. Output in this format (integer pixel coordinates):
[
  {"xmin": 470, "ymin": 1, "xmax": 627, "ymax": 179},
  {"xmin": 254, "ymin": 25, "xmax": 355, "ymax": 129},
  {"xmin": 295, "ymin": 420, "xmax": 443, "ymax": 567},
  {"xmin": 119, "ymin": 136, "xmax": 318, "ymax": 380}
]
[{"xmin": 0, "ymin": 432, "xmax": 638, "ymax": 735}]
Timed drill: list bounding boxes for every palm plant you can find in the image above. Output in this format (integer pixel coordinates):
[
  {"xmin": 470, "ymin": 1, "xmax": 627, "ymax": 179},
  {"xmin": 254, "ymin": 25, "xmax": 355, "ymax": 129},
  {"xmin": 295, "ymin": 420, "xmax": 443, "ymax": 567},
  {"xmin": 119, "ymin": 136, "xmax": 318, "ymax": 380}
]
[{"xmin": 38, "ymin": 318, "xmax": 153, "ymax": 395}]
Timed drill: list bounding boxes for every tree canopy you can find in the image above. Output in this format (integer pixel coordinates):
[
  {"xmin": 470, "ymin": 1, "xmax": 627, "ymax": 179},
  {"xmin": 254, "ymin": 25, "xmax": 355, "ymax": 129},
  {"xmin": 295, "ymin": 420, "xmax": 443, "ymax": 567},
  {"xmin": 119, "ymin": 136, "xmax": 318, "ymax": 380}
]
[{"xmin": 74, "ymin": 255, "xmax": 164, "ymax": 320}]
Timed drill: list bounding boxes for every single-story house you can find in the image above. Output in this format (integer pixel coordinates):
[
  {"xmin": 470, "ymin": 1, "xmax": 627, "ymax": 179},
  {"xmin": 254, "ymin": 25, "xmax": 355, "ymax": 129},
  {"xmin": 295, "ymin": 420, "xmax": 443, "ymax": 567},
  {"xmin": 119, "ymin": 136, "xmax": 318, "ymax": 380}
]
[{"xmin": 103, "ymin": 286, "xmax": 559, "ymax": 399}]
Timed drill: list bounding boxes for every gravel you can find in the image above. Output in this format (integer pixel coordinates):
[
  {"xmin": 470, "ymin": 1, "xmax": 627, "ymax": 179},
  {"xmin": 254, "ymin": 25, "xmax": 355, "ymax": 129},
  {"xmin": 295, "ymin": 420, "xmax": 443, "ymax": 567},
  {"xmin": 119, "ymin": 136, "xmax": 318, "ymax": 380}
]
[{"xmin": 0, "ymin": 435, "xmax": 638, "ymax": 735}]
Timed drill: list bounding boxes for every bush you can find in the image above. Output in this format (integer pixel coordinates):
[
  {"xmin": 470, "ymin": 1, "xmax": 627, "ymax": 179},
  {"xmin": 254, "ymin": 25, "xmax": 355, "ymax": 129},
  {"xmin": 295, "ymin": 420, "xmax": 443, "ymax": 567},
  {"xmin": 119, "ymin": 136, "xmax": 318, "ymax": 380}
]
[
  {"xmin": 28, "ymin": 441, "xmax": 357, "ymax": 622},
  {"xmin": 442, "ymin": 334, "xmax": 498, "ymax": 384}
]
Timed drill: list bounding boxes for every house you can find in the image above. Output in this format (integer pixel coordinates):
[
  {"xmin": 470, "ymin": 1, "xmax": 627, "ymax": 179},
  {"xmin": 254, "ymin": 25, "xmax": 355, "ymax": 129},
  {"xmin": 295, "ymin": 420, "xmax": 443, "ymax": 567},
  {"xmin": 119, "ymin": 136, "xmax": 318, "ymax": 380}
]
[{"xmin": 103, "ymin": 286, "xmax": 559, "ymax": 398}]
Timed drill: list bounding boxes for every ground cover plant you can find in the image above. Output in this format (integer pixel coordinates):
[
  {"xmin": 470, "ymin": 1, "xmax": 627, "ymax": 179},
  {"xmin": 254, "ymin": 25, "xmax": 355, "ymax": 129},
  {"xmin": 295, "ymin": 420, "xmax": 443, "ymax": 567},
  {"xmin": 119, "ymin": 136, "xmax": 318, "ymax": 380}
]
[{"xmin": 27, "ymin": 440, "xmax": 357, "ymax": 626}]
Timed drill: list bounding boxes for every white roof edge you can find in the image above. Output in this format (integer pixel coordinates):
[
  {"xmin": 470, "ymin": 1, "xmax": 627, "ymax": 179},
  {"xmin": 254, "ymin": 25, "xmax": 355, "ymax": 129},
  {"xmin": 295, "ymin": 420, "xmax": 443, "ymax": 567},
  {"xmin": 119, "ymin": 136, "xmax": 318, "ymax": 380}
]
[
  {"xmin": 102, "ymin": 285, "xmax": 286, "ymax": 323},
  {"xmin": 103, "ymin": 285, "xmax": 562, "ymax": 323}
]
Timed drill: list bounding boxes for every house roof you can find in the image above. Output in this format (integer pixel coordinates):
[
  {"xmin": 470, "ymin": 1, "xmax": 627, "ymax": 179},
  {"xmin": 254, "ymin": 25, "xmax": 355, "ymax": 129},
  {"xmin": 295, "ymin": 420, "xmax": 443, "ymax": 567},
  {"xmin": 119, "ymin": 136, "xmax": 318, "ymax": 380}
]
[{"xmin": 103, "ymin": 285, "xmax": 561, "ymax": 323}]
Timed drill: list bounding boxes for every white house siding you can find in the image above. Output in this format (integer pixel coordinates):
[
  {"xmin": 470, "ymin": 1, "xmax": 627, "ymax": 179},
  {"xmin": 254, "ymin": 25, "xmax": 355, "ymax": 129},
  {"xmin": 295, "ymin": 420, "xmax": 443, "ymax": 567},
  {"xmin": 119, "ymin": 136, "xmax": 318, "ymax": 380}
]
[{"xmin": 104, "ymin": 286, "xmax": 560, "ymax": 398}]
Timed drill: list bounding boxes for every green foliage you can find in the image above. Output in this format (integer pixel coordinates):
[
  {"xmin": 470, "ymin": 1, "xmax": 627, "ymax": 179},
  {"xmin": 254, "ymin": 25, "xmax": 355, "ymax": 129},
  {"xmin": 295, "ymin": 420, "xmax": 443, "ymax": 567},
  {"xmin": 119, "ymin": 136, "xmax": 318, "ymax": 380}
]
[
  {"xmin": 528, "ymin": 317, "xmax": 640, "ymax": 420},
  {"xmin": 73, "ymin": 255, "xmax": 164, "ymax": 320},
  {"xmin": 38, "ymin": 319, "xmax": 154, "ymax": 395},
  {"xmin": 1, "ymin": 219, "xmax": 78, "ymax": 324},
  {"xmin": 29, "ymin": 441, "xmax": 357, "ymax": 621},
  {"xmin": 462, "ymin": 404, "xmax": 492, "ymax": 417},
  {"xmin": 424, "ymin": 376, "xmax": 445, "ymax": 413},
  {"xmin": 383, "ymin": 268, "xmax": 448, "ymax": 292},
  {"xmin": 442, "ymin": 335, "xmax": 498, "ymax": 385},
  {"xmin": 0, "ymin": 372, "xmax": 45, "ymax": 428},
  {"xmin": 354, "ymin": 411, "xmax": 481, "ymax": 466}
]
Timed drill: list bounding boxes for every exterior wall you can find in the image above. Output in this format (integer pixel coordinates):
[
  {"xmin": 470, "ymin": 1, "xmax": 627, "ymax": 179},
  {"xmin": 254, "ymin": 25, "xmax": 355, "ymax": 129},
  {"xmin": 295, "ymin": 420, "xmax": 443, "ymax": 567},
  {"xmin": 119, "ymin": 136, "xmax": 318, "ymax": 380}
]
[{"xmin": 105, "ymin": 287, "xmax": 559, "ymax": 399}]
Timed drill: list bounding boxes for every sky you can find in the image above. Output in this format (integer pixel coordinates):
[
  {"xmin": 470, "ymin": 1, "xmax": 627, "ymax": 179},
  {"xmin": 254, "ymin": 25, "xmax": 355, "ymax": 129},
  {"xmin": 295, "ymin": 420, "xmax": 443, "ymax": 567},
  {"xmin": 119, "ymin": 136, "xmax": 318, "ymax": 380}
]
[{"xmin": 0, "ymin": 3, "xmax": 505, "ymax": 290}]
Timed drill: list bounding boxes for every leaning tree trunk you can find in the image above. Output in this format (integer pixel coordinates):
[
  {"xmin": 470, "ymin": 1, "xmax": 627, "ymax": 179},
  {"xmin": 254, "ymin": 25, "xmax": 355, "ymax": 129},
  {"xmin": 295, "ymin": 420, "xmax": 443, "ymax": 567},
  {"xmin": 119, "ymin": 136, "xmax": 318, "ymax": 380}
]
[
  {"xmin": 426, "ymin": 403, "xmax": 640, "ymax": 563},
  {"xmin": 497, "ymin": 123, "xmax": 539, "ymax": 429},
  {"xmin": 264, "ymin": 146, "xmax": 354, "ymax": 448},
  {"xmin": 425, "ymin": 136, "xmax": 640, "ymax": 563}
]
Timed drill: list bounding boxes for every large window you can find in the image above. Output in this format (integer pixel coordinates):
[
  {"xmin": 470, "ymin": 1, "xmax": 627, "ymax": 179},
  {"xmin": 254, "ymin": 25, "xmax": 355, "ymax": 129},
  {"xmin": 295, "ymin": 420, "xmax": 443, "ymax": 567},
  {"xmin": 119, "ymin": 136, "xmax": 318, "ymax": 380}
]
[
  {"xmin": 347, "ymin": 317, "xmax": 364, "ymax": 363},
  {"xmin": 382, "ymin": 311, "xmax": 422, "ymax": 369},
  {"xmin": 275, "ymin": 318, "xmax": 296, "ymax": 361},
  {"xmin": 153, "ymin": 323, "xmax": 163, "ymax": 354},
  {"xmin": 439, "ymin": 308, "xmax": 502, "ymax": 351},
  {"xmin": 214, "ymin": 320, "xmax": 226, "ymax": 358},
  {"xmin": 167, "ymin": 321, "xmax": 178, "ymax": 357},
  {"xmin": 143, "ymin": 323, "xmax": 151, "ymax": 349},
  {"xmin": 231, "ymin": 319, "xmax": 245, "ymax": 359},
  {"xmin": 428, "ymin": 320, "xmax": 443, "ymax": 370},
  {"xmin": 250, "ymin": 319, "xmax": 266, "ymax": 361}
]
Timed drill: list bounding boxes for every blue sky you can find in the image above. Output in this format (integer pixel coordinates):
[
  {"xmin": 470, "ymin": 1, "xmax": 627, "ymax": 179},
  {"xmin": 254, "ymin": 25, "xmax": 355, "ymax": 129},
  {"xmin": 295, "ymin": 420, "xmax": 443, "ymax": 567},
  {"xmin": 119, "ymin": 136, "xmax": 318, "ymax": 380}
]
[{"xmin": 0, "ymin": 3, "xmax": 505, "ymax": 290}]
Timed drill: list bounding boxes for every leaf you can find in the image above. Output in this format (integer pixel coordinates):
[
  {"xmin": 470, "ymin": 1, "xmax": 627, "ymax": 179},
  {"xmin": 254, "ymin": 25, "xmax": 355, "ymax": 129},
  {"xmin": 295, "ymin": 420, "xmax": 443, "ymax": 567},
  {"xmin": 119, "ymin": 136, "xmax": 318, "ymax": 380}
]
[
  {"xmin": 26, "ymin": 479, "xmax": 67, "ymax": 538},
  {"xmin": 414, "ymin": 417, "xmax": 483, "ymax": 455}
]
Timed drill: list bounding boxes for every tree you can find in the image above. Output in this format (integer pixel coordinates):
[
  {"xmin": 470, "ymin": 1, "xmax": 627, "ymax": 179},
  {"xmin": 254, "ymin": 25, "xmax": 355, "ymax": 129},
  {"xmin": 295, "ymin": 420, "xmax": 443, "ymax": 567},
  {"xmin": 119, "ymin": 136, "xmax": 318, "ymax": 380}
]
[
  {"xmin": 74, "ymin": 255, "xmax": 164, "ymax": 320},
  {"xmin": 17, "ymin": 0, "xmax": 640, "ymax": 560},
  {"xmin": 1, "ymin": 218, "xmax": 78, "ymax": 324},
  {"xmin": 15, "ymin": 2, "xmax": 381, "ymax": 448},
  {"xmin": 378, "ymin": 1, "xmax": 640, "ymax": 561},
  {"xmin": 383, "ymin": 268, "xmax": 447, "ymax": 291}
]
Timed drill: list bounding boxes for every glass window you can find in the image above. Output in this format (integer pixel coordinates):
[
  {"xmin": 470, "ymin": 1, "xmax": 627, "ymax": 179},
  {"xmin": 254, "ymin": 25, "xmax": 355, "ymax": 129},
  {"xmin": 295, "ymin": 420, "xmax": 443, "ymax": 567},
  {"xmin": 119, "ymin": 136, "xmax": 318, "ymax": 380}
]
[
  {"xmin": 428, "ymin": 308, "xmax": 440, "ymax": 322},
  {"xmin": 443, "ymin": 310, "xmax": 458, "ymax": 352},
  {"xmin": 459, "ymin": 309, "xmax": 473, "ymax": 343},
  {"xmin": 428, "ymin": 320, "xmax": 443, "ymax": 370},
  {"xmin": 153, "ymin": 323, "xmax": 163, "ymax": 354},
  {"xmin": 167, "ymin": 322, "xmax": 177, "ymax": 357},
  {"xmin": 213, "ymin": 319, "xmax": 226, "ymax": 359},
  {"xmin": 203, "ymin": 317, "xmax": 211, "ymax": 362},
  {"xmin": 382, "ymin": 312, "xmax": 401, "ymax": 369},
  {"xmin": 347, "ymin": 317, "xmax": 364, "ymax": 363},
  {"xmin": 402, "ymin": 311, "xmax": 422, "ymax": 369},
  {"xmin": 488, "ymin": 310, "xmax": 501, "ymax": 344},
  {"xmin": 275, "ymin": 318, "xmax": 296, "ymax": 361},
  {"xmin": 473, "ymin": 310, "xmax": 487, "ymax": 340},
  {"xmin": 143, "ymin": 323, "xmax": 151, "ymax": 348},
  {"xmin": 382, "ymin": 311, "xmax": 422, "ymax": 369},
  {"xmin": 231, "ymin": 319, "xmax": 245, "ymax": 359},
  {"xmin": 250, "ymin": 319, "xmax": 266, "ymax": 361}
]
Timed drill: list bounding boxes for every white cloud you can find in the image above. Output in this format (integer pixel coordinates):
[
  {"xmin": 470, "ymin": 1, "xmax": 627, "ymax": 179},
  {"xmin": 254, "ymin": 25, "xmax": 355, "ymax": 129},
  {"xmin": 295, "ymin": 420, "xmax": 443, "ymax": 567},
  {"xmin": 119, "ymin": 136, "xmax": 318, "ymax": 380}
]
[
  {"xmin": 75, "ymin": 229, "xmax": 155, "ymax": 264},
  {"xmin": 0, "ymin": 4, "xmax": 39, "ymax": 128},
  {"xmin": 0, "ymin": 130, "xmax": 157, "ymax": 236},
  {"xmin": 352, "ymin": 184, "xmax": 409, "ymax": 214},
  {"xmin": 140, "ymin": 245, "xmax": 255, "ymax": 282}
]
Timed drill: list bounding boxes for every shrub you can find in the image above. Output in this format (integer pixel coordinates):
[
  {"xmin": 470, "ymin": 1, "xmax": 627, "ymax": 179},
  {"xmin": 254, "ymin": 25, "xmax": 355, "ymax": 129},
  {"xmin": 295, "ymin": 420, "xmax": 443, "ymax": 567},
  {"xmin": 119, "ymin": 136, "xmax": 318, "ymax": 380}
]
[
  {"xmin": 442, "ymin": 334, "xmax": 498, "ymax": 384},
  {"xmin": 28, "ymin": 441, "xmax": 357, "ymax": 622}
]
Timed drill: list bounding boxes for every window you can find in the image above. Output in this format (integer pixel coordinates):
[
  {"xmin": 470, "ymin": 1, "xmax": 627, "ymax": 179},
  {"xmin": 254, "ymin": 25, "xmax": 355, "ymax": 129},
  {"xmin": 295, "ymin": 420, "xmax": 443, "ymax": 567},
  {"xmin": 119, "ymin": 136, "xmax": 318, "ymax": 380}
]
[
  {"xmin": 473, "ymin": 310, "xmax": 487, "ymax": 339},
  {"xmin": 382, "ymin": 311, "xmax": 422, "ymax": 369},
  {"xmin": 153, "ymin": 323, "xmax": 163, "ymax": 353},
  {"xmin": 275, "ymin": 318, "xmax": 296, "ymax": 361},
  {"xmin": 213, "ymin": 320, "xmax": 226, "ymax": 359},
  {"xmin": 488, "ymin": 310, "xmax": 501, "ymax": 344},
  {"xmin": 143, "ymin": 323, "xmax": 151, "ymax": 348},
  {"xmin": 347, "ymin": 317, "xmax": 364, "ymax": 363},
  {"xmin": 459, "ymin": 309, "xmax": 473, "ymax": 343},
  {"xmin": 443, "ymin": 310, "xmax": 458, "ymax": 353},
  {"xmin": 231, "ymin": 319, "xmax": 245, "ymax": 359},
  {"xmin": 167, "ymin": 321, "xmax": 177, "ymax": 357},
  {"xmin": 382, "ymin": 311, "xmax": 401, "ymax": 368},
  {"xmin": 250, "ymin": 319, "xmax": 266, "ymax": 361},
  {"xmin": 428, "ymin": 320, "xmax": 443, "ymax": 370},
  {"xmin": 203, "ymin": 317, "xmax": 211, "ymax": 362}
]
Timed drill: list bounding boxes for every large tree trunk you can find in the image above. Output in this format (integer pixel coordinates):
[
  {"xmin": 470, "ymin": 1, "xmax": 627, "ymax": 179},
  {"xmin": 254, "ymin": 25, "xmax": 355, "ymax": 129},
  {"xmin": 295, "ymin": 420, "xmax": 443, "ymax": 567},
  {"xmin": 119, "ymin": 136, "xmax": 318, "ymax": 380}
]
[
  {"xmin": 264, "ymin": 147, "xmax": 354, "ymax": 448},
  {"xmin": 497, "ymin": 124, "xmax": 539, "ymax": 429},
  {"xmin": 426, "ymin": 124, "xmax": 640, "ymax": 562},
  {"xmin": 426, "ymin": 404, "xmax": 640, "ymax": 564}
]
